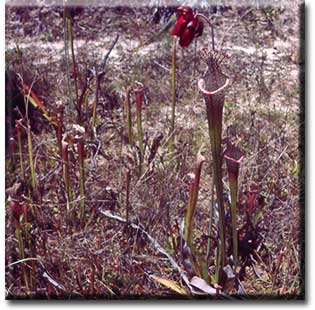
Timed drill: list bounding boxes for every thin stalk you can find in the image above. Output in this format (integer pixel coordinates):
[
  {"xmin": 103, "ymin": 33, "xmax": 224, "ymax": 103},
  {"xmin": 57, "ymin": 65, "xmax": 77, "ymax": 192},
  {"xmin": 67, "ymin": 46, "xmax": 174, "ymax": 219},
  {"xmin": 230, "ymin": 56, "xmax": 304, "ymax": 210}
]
[
  {"xmin": 27, "ymin": 124, "xmax": 36, "ymax": 192},
  {"xmin": 89, "ymin": 264, "xmax": 95, "ymax": 296},
  {"xmin": 62, "ymin": 139, "xmax": 71, "ymax": 217},
  {"xmin": 91, "ymin": 68, "xmax": 99, "ymax": 130},
  {"xmin": 16, "ymin": 120, "xmax": 24, "ymax": 178},
  {"xmin": 125, "ymin": 169, "xmax": 131, "ymax": 225},
  {"xmin": 168, "ymin": 37, "xmax": 177, "ymax": 153},
  {"xmin": 195, "ymin": 13, "xmax": 215, "ymax": 51},
  {"xmin": 15, "ymin": 225, "xmax": 30, "ymax": 293},
  {"xmin": 56, "ymin": 105, "xmax": 64, "ymax": 157},
  {"xmin": 91, "ymin": 35, "xmax": 119, "ymax": 131},
  {"xmin": 9, "ymin": 137, "xmax": 16, "ymax": 169},
  {"xmin": 124, "ymin": 87, "xmax": 133, "ymax": 145},
  {"xmin": 67, "ymin": 11, "xmax": 80, "ymax": 121},
  {"xmin": 77, "ymin": 137, "xmax": 85, "ymax": 227},
  {"xmin": 135, "ymin": 85, "xmax": 144, "ymax": 176},
  {"xmin": 64, "ymin": 7, "xmax": 74, "ymax": 113}
]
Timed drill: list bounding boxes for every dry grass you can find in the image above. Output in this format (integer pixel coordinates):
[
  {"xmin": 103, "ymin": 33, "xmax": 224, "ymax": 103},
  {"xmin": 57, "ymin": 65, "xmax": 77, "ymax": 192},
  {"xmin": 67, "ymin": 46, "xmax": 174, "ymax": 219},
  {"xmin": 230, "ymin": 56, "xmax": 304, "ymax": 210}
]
[{"xmin": 5, "ymin": 3, "xmax": 303, "ymax": 299}]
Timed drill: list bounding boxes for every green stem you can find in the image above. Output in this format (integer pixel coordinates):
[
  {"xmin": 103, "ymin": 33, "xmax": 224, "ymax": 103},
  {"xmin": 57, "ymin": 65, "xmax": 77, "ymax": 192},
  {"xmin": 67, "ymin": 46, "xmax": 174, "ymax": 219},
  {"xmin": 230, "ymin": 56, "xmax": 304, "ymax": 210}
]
[
  {"xmin": 135, "ymin": 86, "xmax": 144, "ymax": 176},
  {"xmin": 91, "ymin": 70, "xmax": 99, "ymax": 130},
  {"xmin": 27, "ymin": 125, "xmax": 36, "ymax": 192},
  {"xmin": 68, "ymin": 14, "xmax": 80, "ymax": 121},
  {"xmin": 125, "ymin": 169, "xmax": 131, "ymax": 225},
  {"xmin": 62, "ymin": 140, "xmax": 72, "ymax": 217},
  {"xmin": 78, "ymin": 138, "xmax": 85, "ymax": 227},
  {"xmin": 124, "ymin": 87, "xmax": 133, "ymax": 145},
  {"xmin": 15, "ymin": 226, "xmax": 30, "ymax": 293},
  {"xmin": 16, "ymin": 121, "xmax": 24, "ymax": 179},
  {"xmin": 168, "ymin": 37, "xmax": 176, "ymax": 153},
  {"xmin": 229, "ymin": 175, "xmax": 238, "ymax": 269},
  {"xmin": 64, "ymin": 7, "xmax": 74, "ymax": 114}
]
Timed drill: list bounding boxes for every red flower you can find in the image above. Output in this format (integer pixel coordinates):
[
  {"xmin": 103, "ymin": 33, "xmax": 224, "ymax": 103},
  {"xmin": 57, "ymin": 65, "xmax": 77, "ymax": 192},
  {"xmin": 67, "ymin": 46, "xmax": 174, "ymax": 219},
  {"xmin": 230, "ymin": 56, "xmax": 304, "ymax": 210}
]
[{"xmin": 171, "ymin": 6, "xmax": 203, "ymax": 48}]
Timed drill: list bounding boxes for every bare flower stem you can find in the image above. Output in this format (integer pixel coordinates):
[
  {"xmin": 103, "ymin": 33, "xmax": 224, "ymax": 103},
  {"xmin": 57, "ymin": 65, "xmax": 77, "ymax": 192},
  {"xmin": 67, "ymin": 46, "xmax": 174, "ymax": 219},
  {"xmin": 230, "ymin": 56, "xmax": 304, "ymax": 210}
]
[
  {"xmin": 124, "ymin": 87, "xmax": 133, "ymax": 145},
  {"xmin": 15, "ymin": 225, "xmax": 30, "ymax": 294},
  {"xmin": 77, "ymin": 137, "xmax": 85, "ymax": 227},
  {"xmin": 195, "ymin": 13, "xmax": 215, "ymax": 50},
  {"xmin": 16, "ymin": 121, "xmax": 24, "ymax": 179},
  {"xmin": 68, "ymin": 14, "xmax": 80, "ymax": 121},
  {"xmin": 135, "ymin": 84, "xmax": 144, "ymax": 176},
  {"xmin": 9, "ymin": 137, "xmax": 16, "ymax": 169},
  {"xmin": 62, "ymin": 140, "xmax": 72, "ymax": 218},
  {"xmin": 27, "ymin": 125, "xmax": 36, "ymax": 192},
  {"xmin": 125, "ymin": 169, "xmax": 131, "ymax": 225},
  {"xmin": 168, "ymin": 37, "xmax": 177, "ymax": 153},
  {"xmin": 63, "ymin": 7, "xmax": 74, "ymax": 114},
  {"xmin": 56, "ymin": 105, "xmax": 64, "ymax": 157}
]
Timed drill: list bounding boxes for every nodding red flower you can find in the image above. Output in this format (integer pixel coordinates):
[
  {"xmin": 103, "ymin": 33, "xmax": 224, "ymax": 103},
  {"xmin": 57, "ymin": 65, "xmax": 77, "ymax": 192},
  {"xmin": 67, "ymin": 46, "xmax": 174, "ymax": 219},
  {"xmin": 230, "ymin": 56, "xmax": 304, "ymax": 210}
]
[{"xmin": 171, "ymin": 6, "xmax": 203, "ymax": 48}]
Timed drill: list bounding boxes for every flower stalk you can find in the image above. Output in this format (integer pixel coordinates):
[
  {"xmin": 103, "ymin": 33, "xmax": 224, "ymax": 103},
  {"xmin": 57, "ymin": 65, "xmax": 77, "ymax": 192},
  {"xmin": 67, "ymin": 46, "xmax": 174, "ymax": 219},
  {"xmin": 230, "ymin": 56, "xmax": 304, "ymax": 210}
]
[
  {"xmin": 125, "ymin": 169, "xmax": 131, "ymax": 225},
  {"xmin": 11, "ymin": 201, "xmax": 30, "ymax": 294},
  {"xmin": 62, "ymin": 138, "xmax": 72, "ymax": 216},
  {"xmin": 27, "ymin": 124, "xmax": 36, "ymax": 192},
  {"xmin": 15, "ymin": 120, "xmax": 24, "ymax": 179},
  {"xmin": 134, "ymin": 83, "xmax": 144, "ymax": 176},
  {"xmin": 168, "ymin": 37, "xmax": 177, "ymax": 153},
  {"xmin": 124, "ymin": 86, "xmax": 133, "ymax": 145},
  {"xmin": 64, "ymin": 6, "xmax": 80, "ymax": 120},
  {"xmin": 9, "ymin": 136, "xmax": 16, "ymax": 169},
  {"xmin": 77, "ymin": 136, "xmax": 85, "ymax": 227},
  {"xmin": 56, "ymin": 103, "xmax": 64, "ymax": 156}
]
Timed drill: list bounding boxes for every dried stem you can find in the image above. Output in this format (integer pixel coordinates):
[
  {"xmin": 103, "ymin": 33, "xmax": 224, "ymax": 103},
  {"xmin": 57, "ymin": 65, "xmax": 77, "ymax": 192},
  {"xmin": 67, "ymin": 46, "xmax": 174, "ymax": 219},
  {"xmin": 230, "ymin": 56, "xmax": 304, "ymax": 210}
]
[
  {"xmin": 27, "ymin": 124, "xmax": 36, "ymax": 192},
  {"xmin": 77, "ymin": 137, "xmax": 85, "ymax": 227},
  {"xmin": 168, "ymin": 37, "xmax": 177, "ymax": 153},
  {"xmin": 63, "ymin": 7, "xmax": 74, "ymax": 114},
  {"xmin": 62, "ymin": 139, "xmax": 72, "ymax": 217},
  {"xmin": 135, "ymin": 83, "xmax": 144, "ymax": 176},
  {"xmin": 124, "ymin": 87, "xmax": 133, "ymax": 145},
  {"xmin": 125, "ymin": 169, "xmax": 131, "ymax": 225},
  {"xmin": 16, "ymin": 120, "xmax": 24, "ymax": 179}
]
